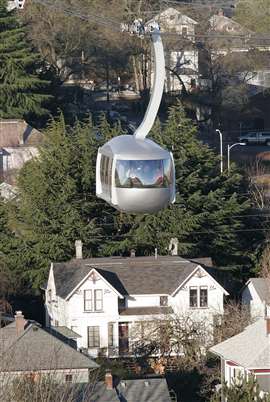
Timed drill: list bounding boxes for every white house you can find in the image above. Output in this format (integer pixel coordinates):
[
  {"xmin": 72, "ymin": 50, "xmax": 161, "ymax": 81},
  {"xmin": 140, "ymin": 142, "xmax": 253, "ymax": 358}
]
[
  {"xmin": 44, "ymin": 243, "xmax": 229, "ymax": 358},
  {"xmin": 242, "ymin": 278, "xmax": 270, "ymax": 320},
  {"xmin": 0, "ymin": 120, "xmax": 42, "ymax": 183},
  {"xmin": 210, "ymin": 317, "xmax": 270, "ymax": 395},
  {"xmin": 147, "ymin": 7, "xmax": 199, "ymax": 93}
]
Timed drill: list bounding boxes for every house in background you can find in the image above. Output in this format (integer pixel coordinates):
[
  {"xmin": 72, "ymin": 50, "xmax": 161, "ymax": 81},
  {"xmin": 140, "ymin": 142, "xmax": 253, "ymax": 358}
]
[
  {"xmin": 0, "ymin": 311, "xmax": 98, "ymax": 383},
  {"xmin": 210, "ymin": 317, "xmax": 270, "ymax": 395},
  {"xmin": 242, "ymin": 278, "xmax": 270, "ymax": 320},
  {"xmin": 7, "ymin": 0, "xmax": 25, "ymax": 10},
  {"xmin": 147, "ymin": 7, "xmax": 199, "ymax": 93},
  {"xmin": 209, "ymin": 9, "xmax": 249, "ymax": 34},
  {"xmin": 91, "ymin": 371, "xmax": 172, "ymax": 402},
  {"xmin": 0, "ymin": 182, "xmax": 17, "ymax": 201},
  {"xmin": 44, "ymin": 241, "xmax": 229, "ymax": 358},
  {"xmin": 0, "ymin": 120, "xmax": 42, "ymax": 183}
]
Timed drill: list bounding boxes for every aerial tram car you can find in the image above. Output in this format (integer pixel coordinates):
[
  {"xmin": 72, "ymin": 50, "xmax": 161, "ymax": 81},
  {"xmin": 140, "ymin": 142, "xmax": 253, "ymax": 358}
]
[{"xmin": 96, "ymin": 22, "xmax": 175, "ymax": 214}]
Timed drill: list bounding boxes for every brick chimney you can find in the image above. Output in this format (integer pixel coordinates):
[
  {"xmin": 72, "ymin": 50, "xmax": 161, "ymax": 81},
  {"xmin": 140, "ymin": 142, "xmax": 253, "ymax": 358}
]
[
  {"xmin": 75, "ymin": 240, "xmax": 83, "ymax": 259},
  {"xmin": 15, "ymin": 311, "xmax": 26, "ymax": 336},
  {"xmin": 105, "ymin": 370, "xmax": 113, "ymax": 389},
  {"xmin": 218, "ymin": 8, "xmax": 224, "ymax": 16}
]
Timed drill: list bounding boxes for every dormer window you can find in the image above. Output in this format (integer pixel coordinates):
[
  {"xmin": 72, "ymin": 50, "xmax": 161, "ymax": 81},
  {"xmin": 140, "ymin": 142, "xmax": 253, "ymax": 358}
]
[
  {"xmin": 182, "ymin": 27, "xmax": 188, "ymax": 37},
  {"xmin": 84, "ymin": 290, "xmax": 92, "ymax": 311},
  {"xmin": 84, "ymin": 290, "xmax": 103, "ymax": 312},
  {"xmin": 189, "ymin": 287, "xmax": 208, "ymax": 308},
  {"xmin": 160, "ymin": 296, "xmax": 168, "ymax": 307}
]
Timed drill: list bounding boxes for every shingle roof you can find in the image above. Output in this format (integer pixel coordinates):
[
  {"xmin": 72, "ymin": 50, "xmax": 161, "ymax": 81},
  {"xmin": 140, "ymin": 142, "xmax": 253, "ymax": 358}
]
[
  {"xmin": 249, "ymin": 278, "xmax": 270, "ymax": 304},
  {"xmin": 119, "ymin": 307, "xmax": 173, "ymax": 316},
  {"xmin": 0, "ymin": 119, "xmax": 43, "ymax": 147},
  {"xmin": 210, "ymin": 318, "xmax": 270, "ymax": 369},
  {"xmin": 0, "ymin": 322, "xmax": 98, "ymax": 372},
  {"xmin": 51, "ymin": 326, "xmax": 82, "ymax": 338},
  {"xmin": 52, "ymin": 256, "xmax": 215, "ymax": 299},
  {"xmin": 91, "ymin": 378, "xmax": 171, "ymax": 402}
]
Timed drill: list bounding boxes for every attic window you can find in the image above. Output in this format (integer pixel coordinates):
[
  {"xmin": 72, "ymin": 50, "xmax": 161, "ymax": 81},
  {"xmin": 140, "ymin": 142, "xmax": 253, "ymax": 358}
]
[
  {"xmin": 182, "ymin": 27, "xmax": 188, "ymax": 37},
  {"xmin": 160, "ymin": 296, "xmax": 168, "ymax": 307},
  {"xmin": 48, "ymin": 289, "xmax": 52, "ymax": 303},
  {"xmin": 65, "ymin": 374, "xmax": 73, "ymax": 382}
]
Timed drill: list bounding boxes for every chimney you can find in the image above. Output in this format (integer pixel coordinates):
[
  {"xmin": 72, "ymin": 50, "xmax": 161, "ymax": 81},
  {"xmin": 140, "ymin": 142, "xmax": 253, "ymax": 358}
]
[
  {"xmin": 105, "ymin": 370, "xmax": 113, "ymax": 389},
  {"xmin": 155, "ymin": 248, "xmax": 158, "ymax": 260},
  {"xmin": 75, "ymin": 240, "xmax": 83, "ymax": 259},
  {"xmin": 15, "ymin": 311, "xmax": 26, "ymax": 336},
  {"xmin": 218, "ymin": 8, "xmax": 224, "ymax": 16},
  {"xmin": 130, "ymin": 249, "xmax": 136, "ymax": 258},
  {"xmin": 169, "ymin": 238, "xmax": 179, "ymax": 256}
]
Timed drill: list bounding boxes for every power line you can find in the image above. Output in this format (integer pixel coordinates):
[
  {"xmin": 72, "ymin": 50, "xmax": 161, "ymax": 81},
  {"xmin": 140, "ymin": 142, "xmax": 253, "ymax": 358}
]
[{"xmin": 31, "ymin": 0, "xmax": 270, "ymax": 46}]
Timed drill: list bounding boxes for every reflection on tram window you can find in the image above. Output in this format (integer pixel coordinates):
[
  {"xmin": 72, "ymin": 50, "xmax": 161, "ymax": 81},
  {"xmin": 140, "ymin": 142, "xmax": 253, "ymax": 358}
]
[
  {"xmin": 115, "ymin": 159, "xmax": 172, "ymax": 188},
  {"xmin": 100, "ymin": 155, "xmax": 112, "ymax": 187}
]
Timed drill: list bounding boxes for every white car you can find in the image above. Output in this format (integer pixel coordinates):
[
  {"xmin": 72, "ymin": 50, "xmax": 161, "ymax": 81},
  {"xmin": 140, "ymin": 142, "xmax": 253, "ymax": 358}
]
[{"xmin": 239, "ymin": 132, "xmax": 270, "ymax": 146}]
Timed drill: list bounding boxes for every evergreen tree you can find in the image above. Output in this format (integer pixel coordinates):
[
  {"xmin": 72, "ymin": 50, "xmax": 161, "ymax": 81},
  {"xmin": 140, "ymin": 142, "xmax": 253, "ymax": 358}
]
[
  {"xmin": 0, "ymin": 0, "xmax": 50, "ymax": 120},
  {"xmin": 107, "ymin": 104, "xmax": 262, "ymax": 269},
  {"xmin": 6, "ymin": 115, "xmax": 117, "ymax": 290},
  {"xmin": 3, "ymin": 106, "xmax": 263, "ymax": 291}
]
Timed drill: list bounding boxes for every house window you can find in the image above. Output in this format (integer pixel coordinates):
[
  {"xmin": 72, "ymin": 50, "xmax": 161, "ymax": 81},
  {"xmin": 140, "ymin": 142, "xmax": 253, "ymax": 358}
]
[
  {"xmin": 189, "ymin": 287, "xmax": 198, "ymax": 308},
  {"xmin": 160, "ymin": 296, "xmax": 168, "ymax": 307},
  {"xmin": 170, "ymin": 14, "xmax": 175, "ymax": 20},
  {"xmin": 119, "ymin": 298, "xmax": 125, "ymax": 310},
  {"xmin": 94, "ymin": 289, "xmax": 103, "ymax": 311},
  {"xmin": 108, "ymin": 323, "xmax": 114, "ymax": 347},
  {"xmin": 48, "ymin": 289, "xmax": 52, "ymax": 303},
  {"xmin": 84, "ymin": 290, "xmax": 92, "ymax": 311},
  {"xmin": 84, "ymin": 289, "xmax": 103, "ymax": 312},
  {"xmin": 182, "ymin": 27, "xmax": 188, "ymax": 37},
  {"xmin": 189, "ymin": 287, "xmax": 208, "ymax": 308},
  {"xmin": 54, "ymin": 320, "xmax": 59, "ymax": 327},
  {"xmin": 200, "ymin": 287, "xmax": 208, "ymax": 307},
  {"xmin": 88, "ymin": 326, "xmax": 100, "ymax": 348},
  {"xmin": 65, "ymin": 374, "xmax": 73, "ymax": 382}
]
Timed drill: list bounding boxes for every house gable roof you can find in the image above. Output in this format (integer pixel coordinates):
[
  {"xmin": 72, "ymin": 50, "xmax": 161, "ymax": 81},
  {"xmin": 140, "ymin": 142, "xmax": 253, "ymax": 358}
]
[
  {"xmin": 147, "ymin": 7, "xmax": 198, "ymax": 27},
  {"xmin": 51, "ymin": 256, "xmax": 228, "ymax": 299},
  {"xmin": 245, "ymin": 278, "xmax": 270, "ymax": 304},
  {"xmin": 0, "ymin": 322, "xmax": 98, "ymax": 372},
  {"xmin": 172, "ymin": 264, "xmax": 229, "ymax": 297},
  {"xmin": 65, "ymin": 268, "xmax": 123, "ymax": 300},
  {"xmin": 210, "ymin": 318, "xmax": 270, "ymax": 369},
  {"xmin": 91, "ymin": 378, "xmax": 171, "ymax": 402},
  {"xmin": 0, "ymin": 119, "xmax": 43, "ymax": 147}
]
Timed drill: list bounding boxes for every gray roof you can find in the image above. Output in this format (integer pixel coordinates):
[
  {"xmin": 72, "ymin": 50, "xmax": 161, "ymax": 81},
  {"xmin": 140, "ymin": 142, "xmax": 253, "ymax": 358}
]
[
  {"xmin": 51, "ymin": 326, "xmax": 81, "ymax": 338},
  {"xmin": 91, "ymin": 378, "xmax": 171, "ymax": 402},
  {"xmin": 52, "ymin": 256, "xmax": 220, "ymax": 299},
  {"xmin": 0, "ymin": 322, "xmax": 98, "ymax": 372},
  {"xmin": 210, "ymin": 318, "xmax": 270, "ymax": 369},
  {"xmin": 248, "ymin": 278, "xmax": 270, "ymax": 304},
  {"xmin": 119, "ymin": 307, "xmax": 173, "ymax": 316}
]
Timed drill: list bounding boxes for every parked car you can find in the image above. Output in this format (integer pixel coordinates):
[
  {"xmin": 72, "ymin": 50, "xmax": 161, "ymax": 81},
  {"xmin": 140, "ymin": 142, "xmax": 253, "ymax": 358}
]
[{"xmin": 239, "ymin": 131, "xmax": 270, "ymax": 146}]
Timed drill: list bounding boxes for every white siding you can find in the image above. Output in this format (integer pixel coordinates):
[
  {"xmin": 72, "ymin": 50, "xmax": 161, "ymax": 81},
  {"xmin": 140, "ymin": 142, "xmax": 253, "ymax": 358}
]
[
  {"xmin": 0, "ymin": 368, "xmax": 90, "ymax": 385},
  {"xmin": 64, "ymin": 273, "xmax": 120, "ymax": 357},
  {"xmin": 127, "ymin": 295, "xmax": 161, "ymax": 308},
  {"xmin": 171, "ymin": 268, "xmax": 225, "ymax": 322},
  {"xmin": 46, "ymin": 264, "xmax": 227, "ymax": 357},
  {"xmin": 242, "ymin": 283, "xmax": 265, "ymax": 319}
]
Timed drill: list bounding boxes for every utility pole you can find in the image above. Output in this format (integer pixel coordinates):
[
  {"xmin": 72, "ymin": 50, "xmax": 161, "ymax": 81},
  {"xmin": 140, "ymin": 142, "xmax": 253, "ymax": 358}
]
[{"xmin": 215, "ymin": 129, "xmax": 223, "ymax": 174}]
